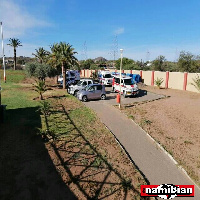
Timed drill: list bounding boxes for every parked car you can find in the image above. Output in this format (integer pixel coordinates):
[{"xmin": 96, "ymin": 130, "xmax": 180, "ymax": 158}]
[
  {"xmin": 98, "ymin": 71, "xmax": 113, "ymax": 86},
  {"xmin": 58, "ymin": 70, "xmax": 80, "ymax": 86},
  {"xmin": 77, "ymin": 84, "xmax": 106, "ymax": 102},
  {"xmin": 112, "ymin": 76, "xmax": 139, "ymax": 98},
  {"xmin": 68, "ymin": 79, "xmax": 94, "ymax": 96}
]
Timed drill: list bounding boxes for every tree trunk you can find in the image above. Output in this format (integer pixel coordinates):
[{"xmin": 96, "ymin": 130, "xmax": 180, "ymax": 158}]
[
  {"xmin": 40, "ymin": 93, "xmax": 43, "ymax": 100},
  {"xmin": 14, "ymin": 48, "xmax": 16, "ymax": 70},
  {"xmin": 62, "ymin": 64, "xmax": 66, "ymax": 89},
  {"xmin": 55, "ymin": 75, "xmax": 58, "ymax": 84}
]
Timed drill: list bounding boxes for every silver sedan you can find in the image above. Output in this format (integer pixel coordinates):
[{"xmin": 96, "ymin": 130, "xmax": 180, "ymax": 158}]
[{"xmin": 77, "ymin": 84, "xmax": 106, "ymax": 102}]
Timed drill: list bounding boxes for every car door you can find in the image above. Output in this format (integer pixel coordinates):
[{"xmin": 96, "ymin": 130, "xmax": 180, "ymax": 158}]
[
  {"xmin": 87, "ymin": 80, "xmax": 92, "ymax": 85},
  {"xmin": 94, "ymin": 85, "xmax": 102, "ymax": 99},
  {"xmin": 87, "ymin": 85, "xmax": 96, "ymax": 100}
]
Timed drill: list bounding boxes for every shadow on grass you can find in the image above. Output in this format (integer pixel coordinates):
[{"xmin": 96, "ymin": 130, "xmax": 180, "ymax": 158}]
[
  {"xmin": 44, "ymin": 104, "xmax": 150, "ymax": 200},
  {"xmin": 0, "ymin": 107, "xmax": 77, "ymax": 200}
]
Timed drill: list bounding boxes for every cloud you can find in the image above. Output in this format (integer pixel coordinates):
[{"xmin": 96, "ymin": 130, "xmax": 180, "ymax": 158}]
[
  {"xmin": 0, "ymin": 0, "xmax": 52, "ymax": 39},
  {"xmin": 114, "ymin": 27, "xmax": 124, "ymax": 35}
]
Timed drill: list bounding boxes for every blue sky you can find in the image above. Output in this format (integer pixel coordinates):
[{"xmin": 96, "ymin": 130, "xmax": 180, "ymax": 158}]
[{"xmin": 1, "ymin": 0, "xmax": 200, "ymax": 61}]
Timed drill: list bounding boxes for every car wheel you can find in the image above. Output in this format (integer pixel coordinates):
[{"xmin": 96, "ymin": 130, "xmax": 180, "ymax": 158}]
[
  {"xmin": 123, "ymin": 91, "xmax": 127, "ymax": 98},
  {"xmin": 101, "ymin": 94, "xmax": 106, "ymax": 100},
  {"xmin": 82, "ymin": 95, "xmax": 88, "ymax": 102}
]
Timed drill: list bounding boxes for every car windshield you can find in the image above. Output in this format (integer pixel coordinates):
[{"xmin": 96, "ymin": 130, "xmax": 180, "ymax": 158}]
[
  {"xmin": 104, "ymin": 74, "xmax": 112, "ymax": 78},
  {"xmin": 77, "ymin": 81, "xmax": 82, "ymax": 86},
  {"xmin": 124, "ymin": 79, "xmax": 132, "ymax": 85},
  {"xmin": 85, "ymin": 85, "xmax": 91, "ymax": 91}
]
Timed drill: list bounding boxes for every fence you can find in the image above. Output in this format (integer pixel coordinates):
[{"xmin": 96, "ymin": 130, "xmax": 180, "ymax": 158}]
[{"xmin": 80, "ymin": 69, "xmax": 200, "ymax": 93}]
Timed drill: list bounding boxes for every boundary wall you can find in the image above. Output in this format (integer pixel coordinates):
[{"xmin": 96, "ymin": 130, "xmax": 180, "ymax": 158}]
[{"xmin": 80, "ymin": 69, "xmax": 200, "ymax": 93}]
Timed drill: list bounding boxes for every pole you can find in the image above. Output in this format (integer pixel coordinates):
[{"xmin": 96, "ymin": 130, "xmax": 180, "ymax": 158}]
[
  {"xmin": 0, "ymin": 22, "xmax": 2, "ymax": 105},
  {"xmin": 119, "ymin": 49, "xmax": 123, "ymax": 109},
  {"xmin": 1, "ymin": 22, "xmax": 6, "ymax": 83}
]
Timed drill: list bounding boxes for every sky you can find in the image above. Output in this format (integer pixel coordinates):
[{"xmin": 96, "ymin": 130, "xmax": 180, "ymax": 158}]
[{"xmin": 1, "ymin": 0, "xmax": 200, "ymax": 61}]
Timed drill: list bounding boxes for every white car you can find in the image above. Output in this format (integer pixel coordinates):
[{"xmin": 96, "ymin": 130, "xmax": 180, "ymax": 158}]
[
  {"xmin": 68, "ymin": 79, "xmax": 94, "ymax": 96},
  {"xmin": 112, "ymin": 76, "xmax": 139, "ymax": 98},
  {"xmin": 98, "ymin": 71, "xmax": 113, "ymax": 86}
]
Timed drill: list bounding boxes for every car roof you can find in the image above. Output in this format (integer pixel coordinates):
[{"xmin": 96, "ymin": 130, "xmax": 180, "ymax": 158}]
[
  {"xmin": 114, "ymin": 76, "xmax": 131, "ymax": 79},
  {"xmin": 88, "ymin": 83, "xmax": 104, "ymax": 86},
  {"xmin": 80, "ymin": 78, "xmax": 93, "ymax": 81}
]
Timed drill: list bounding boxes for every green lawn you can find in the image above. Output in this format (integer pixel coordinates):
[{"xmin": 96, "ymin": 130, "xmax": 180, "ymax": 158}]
[
  {"xmin": 0, "ymin": 69, "xmax": 151, "ymax": 200},
  {"xmin": 0, "ymin": 69, "xmax": 39, "ymax": 109}
]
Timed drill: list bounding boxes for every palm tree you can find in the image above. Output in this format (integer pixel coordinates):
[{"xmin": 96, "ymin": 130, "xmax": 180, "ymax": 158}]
[
  {"xmin": 33, "ymin": 47, "xmax": 50, "ymax": 64},
  {"xmin": 49, "ymin": 42, "xmax": 78, "ymax": 89},
  {"xmin": 7, "ymin": 38, "xmax": 22, "ymax": 70},
  {"xmin": 48, "ymin": 43, "xmax": 61, "ymax": 84},
  {"xmin": 33, "ymin": 80, "xmax": 47, "ymax": 100}
]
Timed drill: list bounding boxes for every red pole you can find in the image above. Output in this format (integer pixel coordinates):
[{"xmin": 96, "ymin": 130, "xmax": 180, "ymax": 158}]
[
  {"xmin": 87, "ymin": 69, "xmax": 89, "ymax": 77},
  {"xmin": 140, "ymin": 70, "xmax": 143, "ymax": 79},
  {"xmin": 183, "ymin": 72, "xmax": 188, "ymax": 90},
  {"xmin": 151, "ymin": 71, "xmax": 155, "ymax": 86},
  {"xmin": 84, "ymin": 69, "xmax": 85, "ymax": 77},
  {"xmin": 165, "ymin": 71, "xmax": 169, "ymax": 89}
]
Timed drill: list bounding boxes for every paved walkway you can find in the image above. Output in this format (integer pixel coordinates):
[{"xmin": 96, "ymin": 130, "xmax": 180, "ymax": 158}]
[{"xmin": 85, "ymin": 100, "xmax": 200, "ymax": 199}]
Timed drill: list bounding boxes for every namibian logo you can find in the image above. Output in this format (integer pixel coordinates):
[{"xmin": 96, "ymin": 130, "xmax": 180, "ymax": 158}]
[{"xmin": 141, "ymin": 184, "xmax": 194, "ymax": 199}]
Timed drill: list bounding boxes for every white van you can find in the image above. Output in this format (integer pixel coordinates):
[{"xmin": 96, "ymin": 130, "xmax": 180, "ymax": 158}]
[
  {"xmin": 58, "ymin": 70, "xmax": 80, "ymax": 85},
  {"xmin": 112, "ymin": 76, "xmax": 139, "ymax": 98},
  {"xmin": 98, "ymin": 71, "xmax": 113, "ymax": 86}
]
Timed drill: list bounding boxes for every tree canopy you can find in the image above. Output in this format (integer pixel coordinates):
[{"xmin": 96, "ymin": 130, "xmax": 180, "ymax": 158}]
[
  {"xmin": 26, "ymin": 62, "xmax": 56, "ymax": 81},
  {"xmin": 33, "ymin": 47, "xmax": 50, "ymax": 64},
  {"xmin": 178, "ymin": 51, "xmax": 200, "ymax": 73},
  {"xmin": 7, "ymin": 38, "xmax": 22, "ymax": 70}
]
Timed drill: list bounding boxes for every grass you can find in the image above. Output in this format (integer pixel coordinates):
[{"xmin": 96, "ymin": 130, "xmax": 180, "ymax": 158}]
[
  {"xmin": 184, "ymin": 140, "xmax": 194, "ymax": 145},
  {"xmin": 1, "ymin": 69, "xmax": 38, "ymax": 109},
  {"xmin": 0, "ymin": 69, "xmax": 153, "ymax": 200}
]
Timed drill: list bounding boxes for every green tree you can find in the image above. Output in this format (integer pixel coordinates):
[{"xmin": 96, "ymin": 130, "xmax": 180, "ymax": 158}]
[
  {"xmin": 115, "ymin": 57, "xmax": 134, "ymax": 70},
  {"xmin": 7, "ymin": 38, "xmax": 22, "ymax": 70},
  {"xmin": 178, "ymin": 51, "xmax": 199, "ymax": 72},
  {"xmin": 152, "ymin": 55, "xmax": 166, "ymax": 71},
  {"xmin": 49, "ymin": 42, "xmax": 78, "ymax": 89},
  {"xmin": 33, "ymin": 80, "xmax": 47, "ymax": 100},
  {"xmin": 79, "ymin": 59, "xmax": 94, "ymax": 69},
  {"xmin": 26, "ymin": 62, "xmax": 56, "ymax": 81},
  {"xmin": 32, "ymin": 47, "xmax": 50, "ymax": 64}
]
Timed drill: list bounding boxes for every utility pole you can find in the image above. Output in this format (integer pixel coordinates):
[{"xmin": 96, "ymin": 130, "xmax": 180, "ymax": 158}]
[
  {"xmin": 0, "ymin": 22, "xmax": 6, "ymax": 83},
  {"xmin": 1, "ymin": 22, "xmax": 6, "ymax": 83},
  {"xmin": 113, "ymin": 35, "xmax": 118, "ymax": 67},
  {"xmin": 119, "ymin": 49, "xmax": 123, "ymax": 109},
  {"xmin": 83, "ymin": 41, "xmax": 87, "ymax": 61}
]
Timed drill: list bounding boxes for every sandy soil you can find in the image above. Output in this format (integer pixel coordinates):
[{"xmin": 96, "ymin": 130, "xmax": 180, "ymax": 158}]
[
  {"xmin": 42, "ymin": 96, "xmax": 151, "ymax": 200},
  {"xmin": 122, "ymin": 85, "xmax": 200, "ymax": 185},
  {"xmin": 0, "ymin": 83, "xmax": 152, "ymax": 200}
]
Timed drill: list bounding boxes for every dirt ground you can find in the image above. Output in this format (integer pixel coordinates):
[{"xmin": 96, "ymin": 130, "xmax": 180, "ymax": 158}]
[
  {"xmin": 0, "ymin": 79, "xmax": 152, "ymax": 200},
  {"xmin": 122, "ymin": 84, "xmax": 200, "ymax": 185}
]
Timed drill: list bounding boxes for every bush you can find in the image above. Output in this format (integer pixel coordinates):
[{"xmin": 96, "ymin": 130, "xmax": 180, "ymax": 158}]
[
  {"xmin": 154, "ymin": 77, "xmax": 164, "ymax": 88},
  {"xmin": 26, "ymin": 62, "xmax": 57, "ymax": 81},
  {"xmin": 191, "ymin": 75, "xmax": 200, "ymax": 92}
]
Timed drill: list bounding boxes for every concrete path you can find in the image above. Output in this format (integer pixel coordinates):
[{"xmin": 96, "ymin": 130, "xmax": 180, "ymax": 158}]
[
  {"xmin": 84, "ymin": 100, "xmax": 200, "ymax": 200},
  {"xmin": 105, "ymin": 88, "xmax": 165, "ymax": 105}
]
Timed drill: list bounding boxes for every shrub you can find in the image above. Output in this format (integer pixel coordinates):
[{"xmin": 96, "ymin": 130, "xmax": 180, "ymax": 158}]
[
  {"xmin": 154, "ymin": 77, "xmax": 164, "ymax": 88},
  {"xmin": 33, "ymin": 80, "xmax": 47, "ymax": 100},
  {"xmin": 191, "ymin": 74, "xmax": 200, "ymax": 92}
]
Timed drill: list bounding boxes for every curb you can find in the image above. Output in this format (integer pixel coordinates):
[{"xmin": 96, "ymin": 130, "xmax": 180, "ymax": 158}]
[
  {"xmin": 103, "ymin": 123, "xmax": 157, "ymax": 200},
  {"xmin": 116, "ymin": 105, "xmax": 200, "ymax": 192}
]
